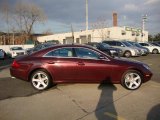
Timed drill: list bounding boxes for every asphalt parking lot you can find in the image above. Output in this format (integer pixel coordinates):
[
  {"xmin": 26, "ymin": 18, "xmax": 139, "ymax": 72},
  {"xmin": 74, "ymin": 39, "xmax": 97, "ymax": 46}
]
[{"xmin": 0, "ymin": 55, "xmax": 160, "ymax": 120}]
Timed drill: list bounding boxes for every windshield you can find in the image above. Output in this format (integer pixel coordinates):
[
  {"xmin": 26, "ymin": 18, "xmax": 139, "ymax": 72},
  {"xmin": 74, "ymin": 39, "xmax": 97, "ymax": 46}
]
[
  {"xmin": 122, "ymin": 41, "xmax": 133, "ymax": 47},
  {"xmin": 101, "ymin": 43, "xmax": 111, "ymax": 48},
  {"xmin": 134, "ymin": 43, "xmax": 143, "ymax": 47},
  {"xmin": 44, "ymin": 44, "xmax": 53, "ymax": 47},
  {"xmin": 11, "ymin": 47, "xmax": 23, "ymax": 50}
]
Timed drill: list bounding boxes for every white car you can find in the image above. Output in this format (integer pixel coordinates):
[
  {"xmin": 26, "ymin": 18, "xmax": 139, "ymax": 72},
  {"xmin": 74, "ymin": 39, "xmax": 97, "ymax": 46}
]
[
  {"xmin": 139, "ymin": 42, "xmax": 160, "ymax": 54},
  {"xmin": 0, "ymin": 49, "xmax": 6, "ymax": 60},
  {"xmin": 9, "ymin": 47, "xmax": 26, "ymax": 58}
]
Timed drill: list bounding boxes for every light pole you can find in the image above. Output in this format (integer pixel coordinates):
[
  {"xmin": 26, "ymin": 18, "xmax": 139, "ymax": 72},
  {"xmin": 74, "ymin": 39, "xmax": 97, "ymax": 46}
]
[
  {"xmin": 85, "ymin": 0, "xmax": 89, "ymax": 43},
  {"xmin": 86, "ymin": 0, "xmax": 88, "ymax": 31},
  {"xmin": 142, "ymin": 14, "xmax": 147, "ymax": 42}
]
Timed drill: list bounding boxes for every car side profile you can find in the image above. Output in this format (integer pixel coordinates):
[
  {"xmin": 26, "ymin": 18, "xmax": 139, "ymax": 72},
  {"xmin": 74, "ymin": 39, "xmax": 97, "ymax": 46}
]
[
  {"xmin": 10, "ymin": 44, "xmax": 152, "ymax": 91},
  {"xmin": 86, "ymin": 42, "xmax": 123, "ymax": 57},
  {"xmin": 9, "ymin": 47, "xmax": 25, "ymax": 58},
  {"xmin": 0, "ymin": 49, "xmax": 6, "ymax": 60},
  {"xmin": 26, "ymin": 43, "xmax": 57, "ymax": 54},
  {"xmin": 139, "ymin": 42, "xmax": 160, "ymax": 54},
  {"xmin": 102, "ymin": 40, "xmax": 141, "ymax": 57},
  {"xmin": 127, "ymin": 41, "xmax": 149, "ymax": 56}
]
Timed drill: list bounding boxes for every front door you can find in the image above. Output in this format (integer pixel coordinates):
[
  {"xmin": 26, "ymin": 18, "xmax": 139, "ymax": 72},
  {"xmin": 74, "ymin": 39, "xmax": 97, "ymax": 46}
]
[{"xmin": 74, "ymin": 47, "xmax": 112, "ymax": 83}]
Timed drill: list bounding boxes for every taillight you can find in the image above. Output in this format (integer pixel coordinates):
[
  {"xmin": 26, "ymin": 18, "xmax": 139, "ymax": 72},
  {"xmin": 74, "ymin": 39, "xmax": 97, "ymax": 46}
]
[{"xmin": 12, "ymin": 60, "xmax": 20, "ymax": 68}]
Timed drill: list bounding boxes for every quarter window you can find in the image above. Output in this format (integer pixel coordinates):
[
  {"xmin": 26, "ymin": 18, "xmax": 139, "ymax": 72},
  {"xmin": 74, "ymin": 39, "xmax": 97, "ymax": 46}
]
[{"xmin": 74, "ymin": 48, "xmax": 99, "ymax": 59}]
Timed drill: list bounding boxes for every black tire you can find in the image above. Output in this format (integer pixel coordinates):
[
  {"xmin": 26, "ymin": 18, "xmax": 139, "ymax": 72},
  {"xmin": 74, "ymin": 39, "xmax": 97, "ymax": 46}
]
[
  {"xmin": 152, "ymin": 49, "xmax": 158, "ymax": 54},
  {"xmin": 124, "ymin": 51, "xmax": 131, "ymax": 58},
  {"xmin": 121, "ymin": 70, "xmax": 142, "ymax": 90},
  {"xmin": 30, "ymin": 69, "xmax": 52, "ymax": 91}
]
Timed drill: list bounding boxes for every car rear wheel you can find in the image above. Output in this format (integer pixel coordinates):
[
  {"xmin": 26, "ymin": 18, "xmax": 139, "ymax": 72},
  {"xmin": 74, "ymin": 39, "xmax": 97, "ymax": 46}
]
[
  {"xmin": 152, "ymin": 49, "xmax": 158, "ymax": 54},
  {"xmin": 124, "ymin": 51, "xmax": 131, "ymax": 58},
  {"xmin": 31, "ymin": 70, "xmax": 52, "ymax": 90},
  {"xmin": 121, "ymin": 70, "xmax": 142, "ymax": 90}
]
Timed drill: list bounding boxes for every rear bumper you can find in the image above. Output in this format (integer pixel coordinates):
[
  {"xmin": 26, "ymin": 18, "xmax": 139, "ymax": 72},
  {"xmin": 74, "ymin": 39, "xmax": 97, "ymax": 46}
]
[{"xmin": 10, "ymin": 67, "xmax": 28, "ymax": 81}]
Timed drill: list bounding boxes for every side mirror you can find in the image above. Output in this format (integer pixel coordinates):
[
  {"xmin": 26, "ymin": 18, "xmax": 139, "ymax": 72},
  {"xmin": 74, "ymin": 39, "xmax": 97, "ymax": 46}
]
[{"xmin": 99, "ymin": 55, "xmax": 106, "ymax": 59}]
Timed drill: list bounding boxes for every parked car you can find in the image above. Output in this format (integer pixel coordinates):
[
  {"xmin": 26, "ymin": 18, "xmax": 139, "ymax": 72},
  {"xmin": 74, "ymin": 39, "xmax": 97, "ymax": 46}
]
[
  {"xmin": 139, "ymin": 42, "xmax": 160, "ymax": 54},
  {"xmin": 26, "ymin": 43, "xmax": 56, "ymax": 54},
  {"xmin": 86, "ymin": 42, "xmax": 123, "ymax": 57},
  {"xmin": 9, "ymin": 47, "xmax": 25, "ymax": 58},
  {"xmin": 10, "ymin": 44, "xmax": 152, "ymax": 91},
  {"xmin": 0, "ymin": 49, "xmax": 6, "ymax": 60},
  {"xmin": 102, "ymin": 40, "xmax": 141, "ymax": 57},
  {"xmin": 127, "ymin": 41, "xmax": 149, "ymax": 56},
  {"xmin": 150, "ymin": 42, "xmax": 160, "ymax": 47}
]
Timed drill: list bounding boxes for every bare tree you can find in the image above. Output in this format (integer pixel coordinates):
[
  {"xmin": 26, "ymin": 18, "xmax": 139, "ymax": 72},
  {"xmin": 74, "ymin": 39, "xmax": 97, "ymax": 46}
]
[
  {"xmin": 0, "ymin": 0, "xmax": 12, "ymax": 44},
  {"xmin": 14, "ymin": 2, "xmax": 47, "ymax": 40},
  {"xmin": 91, "ymin": 17, "xmax": 108, "ymax": 40}
]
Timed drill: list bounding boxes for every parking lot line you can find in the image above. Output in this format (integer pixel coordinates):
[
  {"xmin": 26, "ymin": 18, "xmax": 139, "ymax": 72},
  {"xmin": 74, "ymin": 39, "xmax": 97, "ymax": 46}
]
[{"xmin": 105, "ymin": 112, "xmax": 126, "ymax": 120}]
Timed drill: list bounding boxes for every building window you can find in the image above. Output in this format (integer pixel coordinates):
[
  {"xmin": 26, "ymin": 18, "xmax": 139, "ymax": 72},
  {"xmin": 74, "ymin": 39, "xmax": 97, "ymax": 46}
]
[
  {"xmin": 136, "ymin": 32, "xmax": 140, "ymax": 36},
  {"xmin": 107, "ymin": 31, "xmax": 110, "ymax": 36},
  {"xmin": 121, "ymin": 30, "xmax": 126, "ymax": 35},
  {"xmin": 132, "ymin": 32, "xmax": 136, "ymax": 36}
]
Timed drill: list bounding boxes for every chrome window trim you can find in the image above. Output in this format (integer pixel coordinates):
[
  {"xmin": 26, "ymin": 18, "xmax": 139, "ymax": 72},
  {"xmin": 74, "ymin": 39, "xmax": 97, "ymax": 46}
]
[{"xmin": 43, "ymin": 46, "xmax": 110, "ymax": 61}]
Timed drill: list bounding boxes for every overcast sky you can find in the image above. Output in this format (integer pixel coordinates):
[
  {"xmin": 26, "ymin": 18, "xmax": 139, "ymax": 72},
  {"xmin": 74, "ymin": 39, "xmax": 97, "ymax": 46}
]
[{"xmin": 0, "ymin": 0, "xmax": 160, "ymax": 35}]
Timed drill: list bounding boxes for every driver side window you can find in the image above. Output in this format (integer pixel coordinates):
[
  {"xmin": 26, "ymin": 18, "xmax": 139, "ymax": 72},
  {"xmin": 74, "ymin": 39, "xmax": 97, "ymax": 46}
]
[{"xmin": 74, "ymin": 48, "xmax": 100, "ymax": 59}]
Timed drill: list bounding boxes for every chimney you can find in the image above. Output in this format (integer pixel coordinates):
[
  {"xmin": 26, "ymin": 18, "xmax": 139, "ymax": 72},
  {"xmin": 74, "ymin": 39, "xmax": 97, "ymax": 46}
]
[{"xmin": 113, "ymin": 12, "xmax": 118, "ymax": 27}]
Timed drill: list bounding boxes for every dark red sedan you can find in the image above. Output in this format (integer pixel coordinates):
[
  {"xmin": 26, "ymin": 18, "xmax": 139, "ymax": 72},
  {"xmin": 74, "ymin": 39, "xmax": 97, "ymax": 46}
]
[{"xmin": 10, "ymin": 44, "xmax": 152, "ymax": 90}]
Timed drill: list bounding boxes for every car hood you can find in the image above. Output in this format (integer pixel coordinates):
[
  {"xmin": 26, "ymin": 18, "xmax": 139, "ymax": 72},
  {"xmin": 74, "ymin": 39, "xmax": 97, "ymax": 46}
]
[{"xmin": 113, "ymin": 57, "xmax": 144, "ymax": 66}]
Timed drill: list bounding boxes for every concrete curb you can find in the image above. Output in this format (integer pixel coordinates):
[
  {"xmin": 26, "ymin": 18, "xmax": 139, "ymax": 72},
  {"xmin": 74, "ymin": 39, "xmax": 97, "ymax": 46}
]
[{"xmin": 0, "ymin": 65, "xmax": 11, "ymax": 70}]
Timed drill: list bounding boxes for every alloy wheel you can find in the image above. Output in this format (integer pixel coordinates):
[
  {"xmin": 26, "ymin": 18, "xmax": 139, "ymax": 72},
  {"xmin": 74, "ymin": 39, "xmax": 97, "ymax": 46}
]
[
  {"xmin": 124, "ymin": 51, "xmax": 131, "ymax": 58},
  {"xmin": 123, "ymin": 72, "xmax": 142, "ymax": 90},
  {"xmin": 31, "ymin": 71, "xmax": 50, "ymax": 90},
  {"xmin": 152, "ymin": 49, "xmax": 158, "ymax": 54}
]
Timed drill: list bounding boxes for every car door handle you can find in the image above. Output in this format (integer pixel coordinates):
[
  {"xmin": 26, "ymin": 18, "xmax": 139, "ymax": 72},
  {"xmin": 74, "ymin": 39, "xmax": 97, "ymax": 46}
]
[
  {"xmin": 77, "ymin": 62, "xmax": 85, "ymax": 66},
  {"xmin": 47, "ymin": 61, "xmax": 55, "ymax": 64}
]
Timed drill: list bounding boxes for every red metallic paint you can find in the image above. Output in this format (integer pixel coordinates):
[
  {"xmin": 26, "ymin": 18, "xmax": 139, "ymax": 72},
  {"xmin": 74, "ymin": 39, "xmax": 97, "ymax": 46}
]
[{"xmin": 10, "ymin": 44, "xmax": 152, "ymax": 85}]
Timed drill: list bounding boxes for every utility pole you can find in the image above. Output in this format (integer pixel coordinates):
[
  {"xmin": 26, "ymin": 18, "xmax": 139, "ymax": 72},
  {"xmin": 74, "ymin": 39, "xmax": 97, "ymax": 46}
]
[
  {"xmin": 85, "ymin": 0, "xmax": 88, "ymax": 43},
  {"xmin": 71, "ymin": 24, "xmax": 74, "ymax": 43},
  {"xmin": 86, "ymin": 0, "xmax": 88, "ymax": 31},
  {"xmin": 142, "ymin": 14, "xmax": 147, "ymax": 42}
]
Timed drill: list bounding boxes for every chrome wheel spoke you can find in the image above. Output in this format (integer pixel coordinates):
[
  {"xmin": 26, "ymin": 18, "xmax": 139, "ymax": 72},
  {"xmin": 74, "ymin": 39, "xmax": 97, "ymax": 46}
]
[
  {"xmin": 134, "ymin": 76, "xmax": 140, "ymax": 81},
  {"xmin": 41, "ymin": 81, "xmax": 47, "ymax": 88},
  {"xmin": 37, "ymin": 73, "xmax": 42, "ymax": 79},
  {"xmin": 129, "ymin": 82, "xmax": 133, "ymax": 88},
  {"xmin": 35, "ymin": 82, "xmax": 41, "ymax": 88},
  {"xmin": 133, "ymin": 81, "xmax": 140, "ymax": 87}
]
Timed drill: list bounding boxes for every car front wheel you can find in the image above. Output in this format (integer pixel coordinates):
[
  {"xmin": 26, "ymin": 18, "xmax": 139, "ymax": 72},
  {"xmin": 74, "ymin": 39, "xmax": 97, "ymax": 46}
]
[
  {"xmin": 124, "ymin": 51, "xmax": 131, "ymax": 58},
  {"xmin": 121, "ymin": 70, "xmax": 142, "ymax": 90},
  {"xmin": 30, "ymin": 70, "xmax": 52, "ymax": 90},
  {"xmin": 152, "ymin": 49, "xmax": 158, "ymax": 54}
]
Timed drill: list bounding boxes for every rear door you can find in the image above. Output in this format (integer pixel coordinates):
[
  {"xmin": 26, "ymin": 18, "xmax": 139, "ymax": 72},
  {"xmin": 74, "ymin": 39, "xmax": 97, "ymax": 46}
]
[{"xmin": 43, "ymin": 47, "xmax": 79, "ymax": 82}]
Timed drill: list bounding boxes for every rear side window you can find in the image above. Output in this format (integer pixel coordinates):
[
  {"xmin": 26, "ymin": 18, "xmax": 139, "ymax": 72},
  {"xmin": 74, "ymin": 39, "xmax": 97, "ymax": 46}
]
[
  {"xmin": 103, "ymin": 41, "xmax": 116, "ymax": 46},
  {"xmin": 74, "ymin": 48, "xmax": 99, "ymax": 59},
  {"xmin": 45, "ymin": 48, "xmax": 73, "ymax": 57},
  {"xmin": 116, "ymin": 42, "xmax": 124, "ymax": 47},
  {"xmin": 140, "ymin": 43, "xmax": 149, "ymax": 46}
]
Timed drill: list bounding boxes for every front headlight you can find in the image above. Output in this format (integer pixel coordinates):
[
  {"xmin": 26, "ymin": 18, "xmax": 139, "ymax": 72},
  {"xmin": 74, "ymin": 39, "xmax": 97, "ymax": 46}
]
[
  {"xmin": 110, "ymin": 50, "xmax": 116, "ymax": 53},
  {"xmin": 143, "ymin": 64, "xmax": 150, "ymax": 70},
  {"xmin": 134, "ymin": 49, "xmax": 139, "ymax": 53}
]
